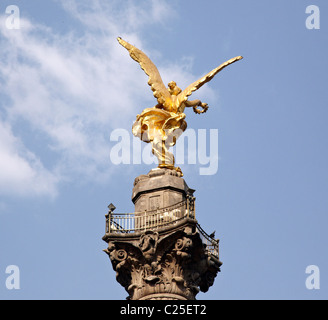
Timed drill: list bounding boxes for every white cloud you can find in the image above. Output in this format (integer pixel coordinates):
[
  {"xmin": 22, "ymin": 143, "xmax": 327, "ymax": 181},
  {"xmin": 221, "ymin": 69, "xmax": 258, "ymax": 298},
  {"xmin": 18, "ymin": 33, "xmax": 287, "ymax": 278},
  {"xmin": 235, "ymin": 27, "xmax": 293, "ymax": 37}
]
[
  {"xmin": 0, "ymin": 0, "xmax": 217, "ymax": 198},
  {"xmin": 59, "ymin": 0, "xmax": 176, "ymax": 33},
  {"xmin": 0, "ymin": 119, "xmax": 58, "ymax": 197}
]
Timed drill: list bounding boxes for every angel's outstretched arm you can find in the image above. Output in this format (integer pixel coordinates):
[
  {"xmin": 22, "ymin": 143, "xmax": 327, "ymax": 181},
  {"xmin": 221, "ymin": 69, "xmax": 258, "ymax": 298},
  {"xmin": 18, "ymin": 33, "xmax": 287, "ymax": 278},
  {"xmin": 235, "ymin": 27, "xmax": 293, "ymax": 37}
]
[
  {"xmin": 184, "ymin": 99, "xmax": 202, "ymax": 108},
  {"xmin": 179, "ymin": 100, "xmax": 208, "ymax": 114}
]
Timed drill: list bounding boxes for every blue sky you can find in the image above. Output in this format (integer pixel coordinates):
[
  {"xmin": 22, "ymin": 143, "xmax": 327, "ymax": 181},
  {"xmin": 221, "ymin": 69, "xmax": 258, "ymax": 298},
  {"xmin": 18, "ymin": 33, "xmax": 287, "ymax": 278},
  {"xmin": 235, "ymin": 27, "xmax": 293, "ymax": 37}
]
[{"xmin": 0, "ymin": 0, "xmax": 327, "ymax": 299}]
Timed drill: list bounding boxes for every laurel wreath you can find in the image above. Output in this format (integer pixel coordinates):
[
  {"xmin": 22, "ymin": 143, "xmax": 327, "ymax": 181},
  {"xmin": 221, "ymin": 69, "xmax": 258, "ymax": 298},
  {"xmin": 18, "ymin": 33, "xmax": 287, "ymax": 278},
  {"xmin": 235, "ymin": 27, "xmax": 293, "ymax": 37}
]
[{"xmin": 193, "ymin": 103, "xmax": 209, "ymax": 114}]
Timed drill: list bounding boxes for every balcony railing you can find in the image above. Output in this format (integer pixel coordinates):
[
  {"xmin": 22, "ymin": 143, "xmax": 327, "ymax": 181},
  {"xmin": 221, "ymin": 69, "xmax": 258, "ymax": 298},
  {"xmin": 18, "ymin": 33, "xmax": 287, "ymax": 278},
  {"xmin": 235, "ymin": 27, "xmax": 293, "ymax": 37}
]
[
  {"xmin": 196, "ymin": 223, "xmax": 219, "ymax": 258},
  {"xmin": 104, "ymin": 197, "xmax": 219, "ymax": 258},
  {"xmin": 105, "ymin": 199, "xmax": 194, "ymax": 234}
]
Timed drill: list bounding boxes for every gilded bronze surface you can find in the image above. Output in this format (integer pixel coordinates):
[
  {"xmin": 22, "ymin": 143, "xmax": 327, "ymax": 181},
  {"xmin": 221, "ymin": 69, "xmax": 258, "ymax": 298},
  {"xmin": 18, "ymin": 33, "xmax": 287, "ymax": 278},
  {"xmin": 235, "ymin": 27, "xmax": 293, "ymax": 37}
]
[{"xmin": 118, "ymin": 37, "xmax": 242, "ymax": 174}]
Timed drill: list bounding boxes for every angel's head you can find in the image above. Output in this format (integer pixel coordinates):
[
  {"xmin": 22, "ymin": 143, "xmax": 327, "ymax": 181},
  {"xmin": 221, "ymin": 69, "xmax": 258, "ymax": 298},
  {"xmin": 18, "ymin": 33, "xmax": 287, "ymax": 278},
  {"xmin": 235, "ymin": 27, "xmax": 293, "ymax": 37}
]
[{"xmin": 168, "ymin": 81, "xmax": 182, "ymax": 96}]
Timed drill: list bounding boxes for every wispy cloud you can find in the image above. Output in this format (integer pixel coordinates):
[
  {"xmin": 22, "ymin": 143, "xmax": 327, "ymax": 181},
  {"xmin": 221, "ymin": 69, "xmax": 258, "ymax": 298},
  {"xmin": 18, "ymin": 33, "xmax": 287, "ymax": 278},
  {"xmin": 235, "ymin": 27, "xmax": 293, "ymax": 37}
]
[
  {"xmin": 0, "ymin": 118, "xmax": 58, "ymax": 197},
  {"xmin": 0, "ymin": 0, "xmax": 217, "ymax": 199}
]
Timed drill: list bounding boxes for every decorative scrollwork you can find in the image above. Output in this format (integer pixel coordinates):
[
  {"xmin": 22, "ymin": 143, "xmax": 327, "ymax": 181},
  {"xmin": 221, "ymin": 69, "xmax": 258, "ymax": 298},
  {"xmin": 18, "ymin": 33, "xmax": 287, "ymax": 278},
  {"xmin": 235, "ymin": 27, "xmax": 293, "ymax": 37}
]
[
  {"xmin": 174, "ymin": 237, "xmax": 193, "ymax": 262},
  {"xmin": 115, "ymin": 249, "xmax": 128, "ymax": 261},
  {"xmin": 139, "ymin": 231, "xmax": 159, "ymax": 261},
  {"xmin": 175, "ymin": 238, "xmax": 185, "ymax": 251}
]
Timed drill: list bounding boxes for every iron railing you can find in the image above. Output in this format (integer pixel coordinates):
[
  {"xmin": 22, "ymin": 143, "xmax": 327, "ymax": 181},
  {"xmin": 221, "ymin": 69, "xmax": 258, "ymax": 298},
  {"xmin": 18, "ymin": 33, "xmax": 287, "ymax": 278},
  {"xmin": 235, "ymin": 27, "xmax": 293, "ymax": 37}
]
[
  {"xmin": 105, "ymin": 199, "xmax": 194, "ymax": 234},
  {"xmin": 196, "ymin": 223, "xmax": 219, "ymax": 258},
  {"xmin": 105, "ymin": 197, "xmax": 219, "ymax": 258}
]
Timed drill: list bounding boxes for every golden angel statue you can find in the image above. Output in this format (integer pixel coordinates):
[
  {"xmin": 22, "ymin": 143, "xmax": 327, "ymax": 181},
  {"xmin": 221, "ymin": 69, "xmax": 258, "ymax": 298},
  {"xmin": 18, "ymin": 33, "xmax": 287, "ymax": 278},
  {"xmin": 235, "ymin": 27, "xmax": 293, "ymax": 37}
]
[{"xmin": 118, "ymin": 37, "xmax": 242, "ymax": 175}]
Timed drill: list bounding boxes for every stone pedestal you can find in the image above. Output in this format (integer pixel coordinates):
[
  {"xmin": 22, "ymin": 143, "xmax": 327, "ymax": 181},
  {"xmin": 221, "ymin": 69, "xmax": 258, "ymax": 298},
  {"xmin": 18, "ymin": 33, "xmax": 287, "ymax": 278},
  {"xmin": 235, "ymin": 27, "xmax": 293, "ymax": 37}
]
[{"xmin": 132, "ymin": 168, "xmax": 195, "ymax": 213}]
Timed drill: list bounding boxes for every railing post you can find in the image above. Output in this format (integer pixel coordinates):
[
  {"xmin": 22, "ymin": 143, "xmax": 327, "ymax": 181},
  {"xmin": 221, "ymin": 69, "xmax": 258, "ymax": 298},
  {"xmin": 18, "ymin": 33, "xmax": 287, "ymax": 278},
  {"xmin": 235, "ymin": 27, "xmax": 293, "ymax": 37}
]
[
  {"xmin": 107, "ymin": 203, "xmax": 116, "ymax": 234},
  {"xmin": 105, "ymin": 213, "xmax": 109, "ymax": 233},
  {"xmin": 191, "ymin": 196, "xmax": 196, "ymax": 219},
  {"xmin": 186, "ymin": 195, "xmax": 190, "ymax": 218}
]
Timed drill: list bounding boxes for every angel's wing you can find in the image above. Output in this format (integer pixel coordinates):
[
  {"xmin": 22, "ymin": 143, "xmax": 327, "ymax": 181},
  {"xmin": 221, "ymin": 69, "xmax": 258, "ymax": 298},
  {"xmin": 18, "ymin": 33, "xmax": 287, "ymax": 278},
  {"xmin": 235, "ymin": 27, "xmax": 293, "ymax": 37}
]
[
  {"xmin": 176, "ymin": 56, "xmax": 243, "ymax": 107},
  {"xmin": 117, "ymin": 37, "xmax": 172, "ymax": 109}
]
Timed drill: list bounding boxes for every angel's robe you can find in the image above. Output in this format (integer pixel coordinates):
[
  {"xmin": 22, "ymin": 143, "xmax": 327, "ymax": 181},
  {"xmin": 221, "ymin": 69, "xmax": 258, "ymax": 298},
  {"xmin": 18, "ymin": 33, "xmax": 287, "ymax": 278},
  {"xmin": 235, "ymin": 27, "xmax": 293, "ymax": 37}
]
[{"xmin": 132, "ymin": 106, "xmax": 187, "ymax": 166}]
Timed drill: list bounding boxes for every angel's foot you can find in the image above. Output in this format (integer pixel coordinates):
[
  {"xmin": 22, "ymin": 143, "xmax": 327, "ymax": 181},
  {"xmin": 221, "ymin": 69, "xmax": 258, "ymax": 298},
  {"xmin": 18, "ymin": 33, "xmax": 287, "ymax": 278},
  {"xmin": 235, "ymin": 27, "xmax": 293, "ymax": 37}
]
[
  {"xmin": 174, "ymin": 166, "xmax": 183, "ymax": 177},
  {"xmin": 158, "ymin": 164, "xmax": 183, "ymax": 177}
]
